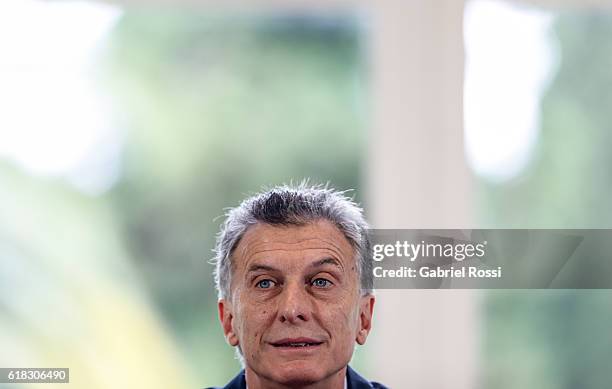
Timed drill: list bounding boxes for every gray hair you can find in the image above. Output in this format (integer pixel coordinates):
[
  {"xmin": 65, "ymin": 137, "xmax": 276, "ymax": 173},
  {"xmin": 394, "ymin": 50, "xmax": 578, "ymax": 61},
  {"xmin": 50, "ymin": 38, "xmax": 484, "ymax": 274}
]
[{"xmin": 212, "ymin": 183, "xmax": 373, "ymax": 301}]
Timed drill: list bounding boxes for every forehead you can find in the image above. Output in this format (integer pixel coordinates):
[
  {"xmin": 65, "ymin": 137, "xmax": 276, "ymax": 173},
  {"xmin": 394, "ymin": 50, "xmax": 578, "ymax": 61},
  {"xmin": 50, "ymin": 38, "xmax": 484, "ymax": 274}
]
[{"xmin": 232, "ymin": 219, "xmax": 356, "ymax": 268}]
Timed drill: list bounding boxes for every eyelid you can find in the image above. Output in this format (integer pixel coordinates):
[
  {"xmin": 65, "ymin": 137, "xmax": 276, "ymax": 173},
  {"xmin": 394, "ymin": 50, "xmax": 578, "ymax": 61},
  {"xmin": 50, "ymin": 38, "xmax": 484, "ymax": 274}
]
[{"xmin": 311, "ymin": 270, "xmax": 337, "ymax": 280}]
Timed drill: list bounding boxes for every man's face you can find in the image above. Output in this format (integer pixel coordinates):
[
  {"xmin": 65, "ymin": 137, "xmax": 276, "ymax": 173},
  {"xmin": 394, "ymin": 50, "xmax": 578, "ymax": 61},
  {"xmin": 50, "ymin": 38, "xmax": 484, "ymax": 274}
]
[{"xmin": 218, "ymin": 220, "xmax": 375, "ymax": 387}]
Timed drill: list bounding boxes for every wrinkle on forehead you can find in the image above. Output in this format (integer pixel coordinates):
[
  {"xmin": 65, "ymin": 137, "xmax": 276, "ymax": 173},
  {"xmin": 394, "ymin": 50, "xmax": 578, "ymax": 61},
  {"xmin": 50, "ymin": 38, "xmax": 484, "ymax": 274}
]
[
  {"xmin": 232, "ymin": 220, "xmax": 357, "ymax": 275},
  {"xmin": 241, "ymin": 240, "xmax": 348, "ymax": 266}
]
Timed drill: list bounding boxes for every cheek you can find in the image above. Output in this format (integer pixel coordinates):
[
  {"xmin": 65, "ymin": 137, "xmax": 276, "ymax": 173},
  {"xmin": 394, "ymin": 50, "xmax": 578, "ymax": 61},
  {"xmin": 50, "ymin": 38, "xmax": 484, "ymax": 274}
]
[
  {"xmin": 236, "ymin": 303, "xmax": 274, "ymax": 339},
  {"xmin": 323, "ymin": 307, "xmax": 360, "ymax": 359},
  {"xmin": 252, "ymin": 308, "xmax": 271, "ymax": 334},
  {"xmin": 320, "ymin": 298, "xmax": 360, "ymax": 333}
]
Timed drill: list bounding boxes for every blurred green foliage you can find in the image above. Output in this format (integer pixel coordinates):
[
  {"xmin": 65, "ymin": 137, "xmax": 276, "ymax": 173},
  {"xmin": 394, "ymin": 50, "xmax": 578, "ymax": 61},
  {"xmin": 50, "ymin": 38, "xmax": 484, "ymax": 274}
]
[
  {"xmin": 485, "ymin": 291, "xmax": 612, "ymax": 389},
  {"xmin": 102, "ymin": 10, "xmax": 367, "ymax": 386},
  {"xmin": 480, "ymin": 11, "xmax": 612, "ymax": 389}
]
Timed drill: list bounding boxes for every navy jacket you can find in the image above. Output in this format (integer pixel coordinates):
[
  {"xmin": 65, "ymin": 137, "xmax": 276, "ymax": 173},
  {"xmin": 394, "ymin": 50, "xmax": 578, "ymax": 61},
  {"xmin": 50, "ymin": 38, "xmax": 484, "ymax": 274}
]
[{"xmin": 206, "ymin": 365, "xmax": 389, "ymax": 389}]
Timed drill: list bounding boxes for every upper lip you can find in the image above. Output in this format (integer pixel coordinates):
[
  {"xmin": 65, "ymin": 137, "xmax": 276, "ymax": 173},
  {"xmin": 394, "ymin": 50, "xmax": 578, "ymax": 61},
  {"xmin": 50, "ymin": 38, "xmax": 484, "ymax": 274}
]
[{"xmin": 269, "ymin": 337, "xmax": 324, "ymax": 346}]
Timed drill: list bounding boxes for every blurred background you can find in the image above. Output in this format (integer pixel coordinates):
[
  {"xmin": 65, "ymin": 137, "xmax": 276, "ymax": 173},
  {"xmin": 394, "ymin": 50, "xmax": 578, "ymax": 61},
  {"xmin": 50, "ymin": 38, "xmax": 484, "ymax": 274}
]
[{"xmin": 0, "ymin": 0, "xmax": 611, "ymax": 388}]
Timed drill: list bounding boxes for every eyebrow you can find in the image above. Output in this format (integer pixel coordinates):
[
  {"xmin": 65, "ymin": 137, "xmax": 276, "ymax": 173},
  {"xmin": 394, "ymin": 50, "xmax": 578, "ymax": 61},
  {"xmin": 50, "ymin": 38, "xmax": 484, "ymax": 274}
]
[
  {"xmin": 309, "ymin": 257, "xmax": 342, "ymax": 270},
  {"xmin": 245, "ymin": 257, "xmax": 342, "ymax": 275},
  {"xmin": 246, "ymin": 264, "xmax": 279, "ymax": 273}
]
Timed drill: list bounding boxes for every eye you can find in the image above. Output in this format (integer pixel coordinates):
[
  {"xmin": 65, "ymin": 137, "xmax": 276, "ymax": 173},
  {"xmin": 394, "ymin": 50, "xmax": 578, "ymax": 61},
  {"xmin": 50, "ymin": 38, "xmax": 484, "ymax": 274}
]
[
  {"xmin": 311, "ymin": 278, "xmax": 333, "ymax": 288},
  {"xmin": 255, "ymin": 279, "xmax": 276, "ymax": 289}
]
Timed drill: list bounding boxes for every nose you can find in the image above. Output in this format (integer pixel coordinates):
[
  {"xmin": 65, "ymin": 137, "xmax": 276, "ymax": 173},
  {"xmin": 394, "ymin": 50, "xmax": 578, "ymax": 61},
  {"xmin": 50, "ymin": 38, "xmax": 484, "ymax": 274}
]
[{"xmin": 278, "ymin": 280, "xmax": 311, "ymax": 324}]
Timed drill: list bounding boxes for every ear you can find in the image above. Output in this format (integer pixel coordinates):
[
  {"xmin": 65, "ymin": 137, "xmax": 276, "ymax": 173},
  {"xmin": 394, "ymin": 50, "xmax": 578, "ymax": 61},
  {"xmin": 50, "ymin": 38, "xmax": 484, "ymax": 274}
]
[
  {"xmin": 218, "ymin": 299, "xmax": 239, "ymax": 347},
  {"xmin": 356, "ymin": 294, "xmax": 375, "ymax": 345}
]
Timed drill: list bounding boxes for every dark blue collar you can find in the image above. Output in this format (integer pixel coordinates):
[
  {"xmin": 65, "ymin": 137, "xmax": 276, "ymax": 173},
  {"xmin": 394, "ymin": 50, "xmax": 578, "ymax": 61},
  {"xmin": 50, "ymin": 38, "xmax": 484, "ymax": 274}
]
[{"xmin": 210, "ymin": 365, "xmax": 386, "ymax": 389}]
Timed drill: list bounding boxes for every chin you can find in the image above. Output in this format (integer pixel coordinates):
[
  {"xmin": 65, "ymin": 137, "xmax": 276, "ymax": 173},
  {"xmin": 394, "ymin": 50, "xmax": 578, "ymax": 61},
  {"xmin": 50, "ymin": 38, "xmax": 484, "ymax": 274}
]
[{"xmin": 273, "ymin": 366, "xmax": 324, "ymax": 387}]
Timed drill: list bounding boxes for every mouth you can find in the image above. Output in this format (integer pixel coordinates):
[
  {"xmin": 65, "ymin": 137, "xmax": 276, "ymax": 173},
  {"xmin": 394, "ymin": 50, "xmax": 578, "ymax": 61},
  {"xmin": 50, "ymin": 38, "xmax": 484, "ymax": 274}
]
[{"xmin": 270, "ymin": 338, "xmax": 324, "ymax": 349}]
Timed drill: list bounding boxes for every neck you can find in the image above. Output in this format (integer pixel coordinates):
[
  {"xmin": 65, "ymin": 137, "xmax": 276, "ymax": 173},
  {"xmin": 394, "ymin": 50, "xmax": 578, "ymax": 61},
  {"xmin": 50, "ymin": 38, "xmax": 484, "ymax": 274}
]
[{"xmin": 244, "ymin": 366, "xmax": 346, "ymax": 389}]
